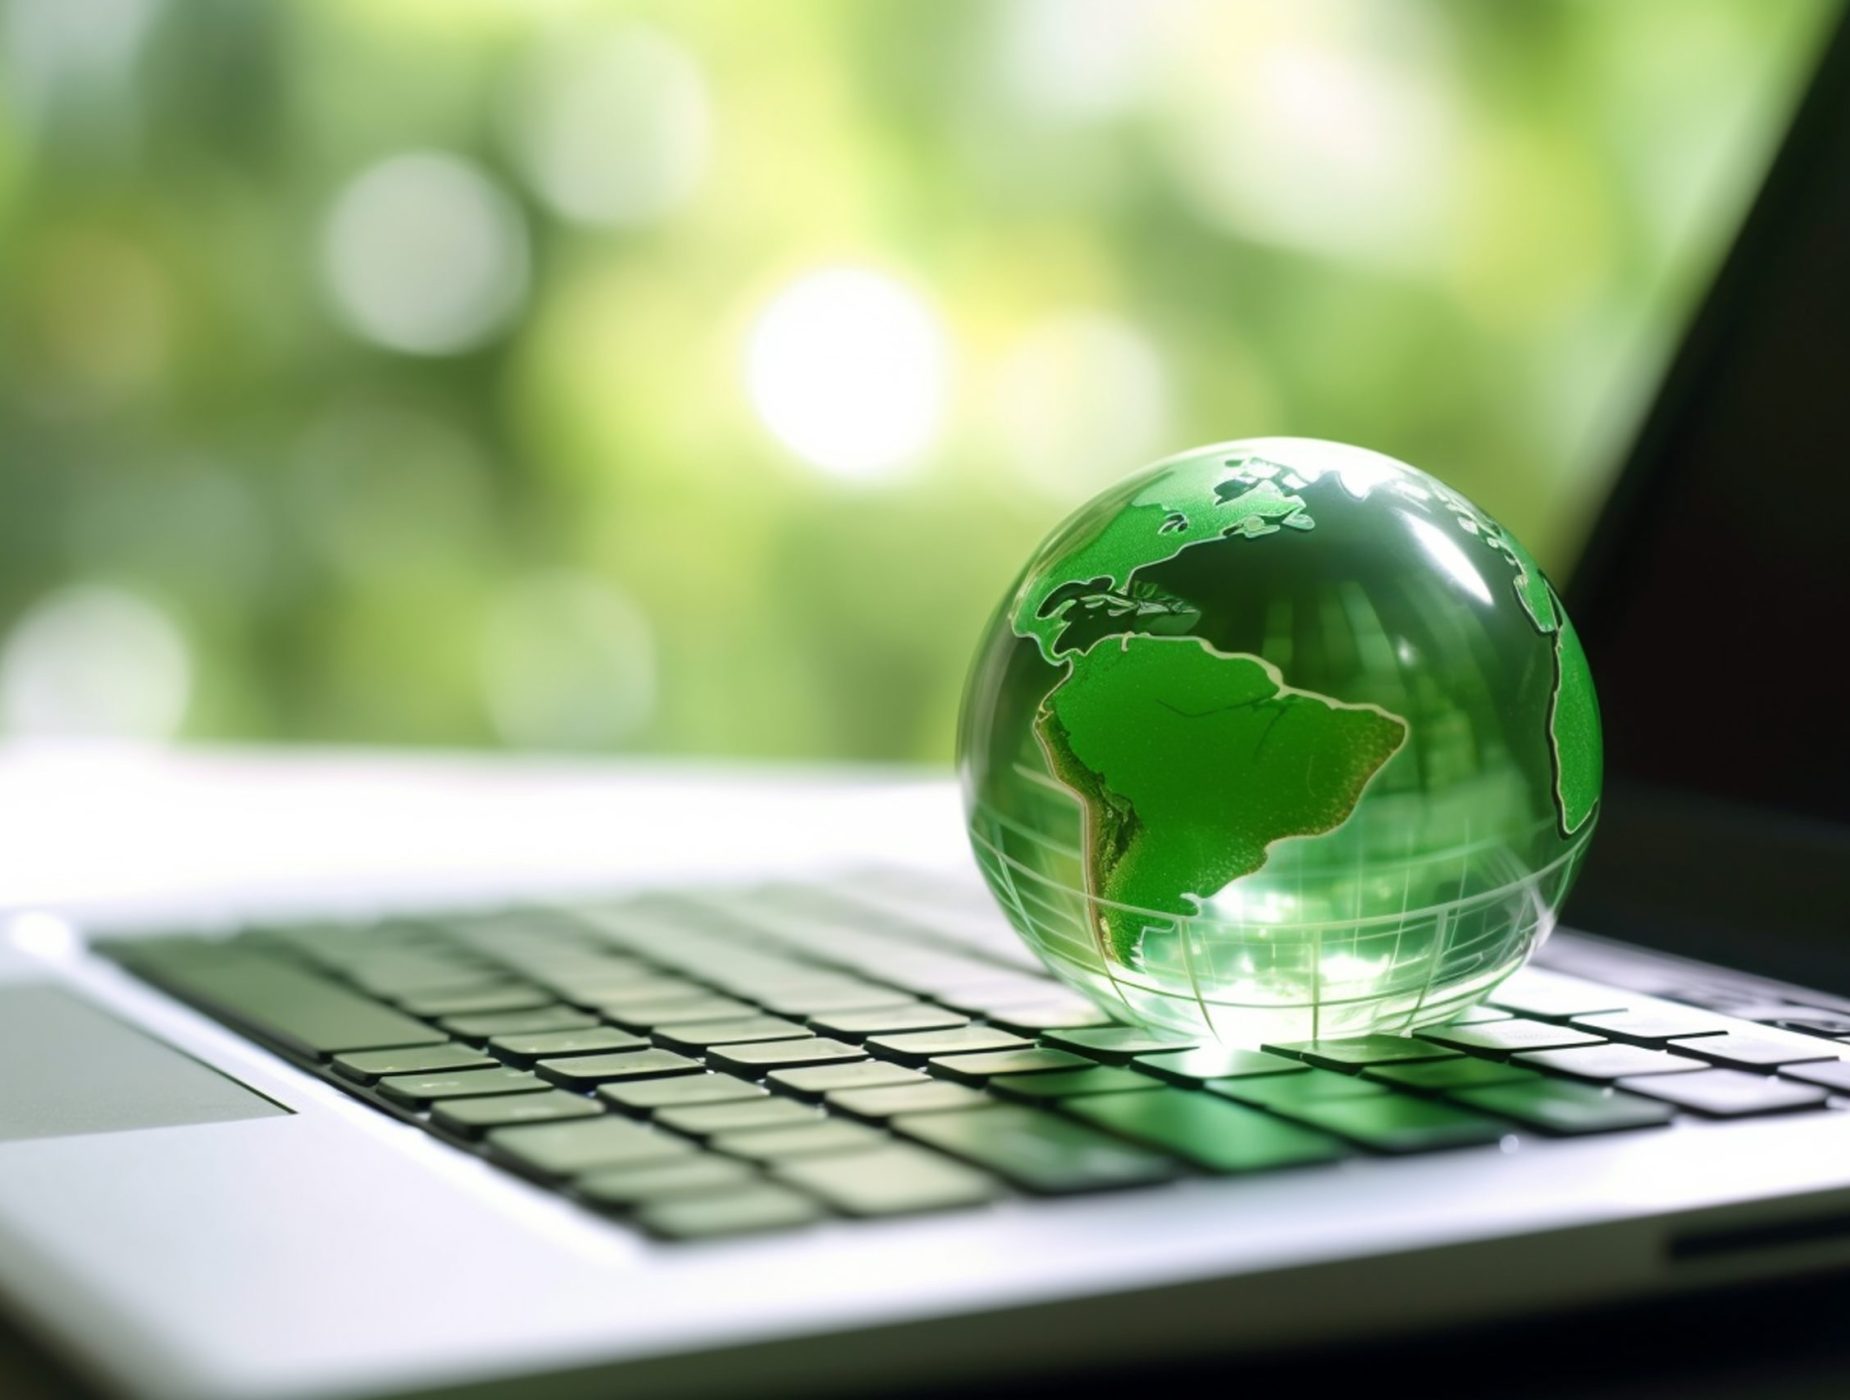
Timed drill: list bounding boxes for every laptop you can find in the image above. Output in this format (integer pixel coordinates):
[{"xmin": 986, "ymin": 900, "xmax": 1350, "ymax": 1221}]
[{"xmin": 5, "ymin": 17, "xmax": 1850, "ymax": 1399}]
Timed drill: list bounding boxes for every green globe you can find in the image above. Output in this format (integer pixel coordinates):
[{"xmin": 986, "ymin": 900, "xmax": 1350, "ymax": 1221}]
[{"xmin": 959, "ymin": 438, "xmax": 1601, "ymax": 1045}]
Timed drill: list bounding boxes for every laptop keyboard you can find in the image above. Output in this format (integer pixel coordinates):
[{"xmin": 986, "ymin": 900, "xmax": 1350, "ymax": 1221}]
[{"xmin": 98, "ymin": 872, "xmax": 1850, "ymax": 1242}]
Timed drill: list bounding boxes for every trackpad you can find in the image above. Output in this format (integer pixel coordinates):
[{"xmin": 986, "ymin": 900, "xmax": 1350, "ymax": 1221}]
[{"xmin": 0, "ymin": 985, "xmax": 288, "ymax": 1143}]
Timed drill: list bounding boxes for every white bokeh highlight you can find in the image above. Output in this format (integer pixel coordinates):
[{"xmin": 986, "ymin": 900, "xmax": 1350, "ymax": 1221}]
[
  {"xmin": 1, "ymin": 584, "xmax": 191, "ymax": 740},
  {"xmin": 994, "ymin": 0, "xmax": 1174, "ymax": 123},
  {"xmin": 509, "ymin": 24, "xmax": 711, "ymax": 227},
  {"xmin": 322, "ymin": 152, "xmax": 530, "ymax": 355},
  {"xmin": 1163, "ymin": 6, "xmax": 1457, "ymax": 268},
  {"xmin": 745, "ymin": 268, "xmax": 950, "ymax": 481}
]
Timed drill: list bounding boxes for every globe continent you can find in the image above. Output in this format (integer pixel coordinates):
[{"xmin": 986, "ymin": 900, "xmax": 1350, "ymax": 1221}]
[{"xmin": 959, "ymin": 437, "xmax": 1602, "ymax": 1044}]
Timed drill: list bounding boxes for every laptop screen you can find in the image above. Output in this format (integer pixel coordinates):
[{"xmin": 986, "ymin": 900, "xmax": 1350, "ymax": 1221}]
[{"xmin": 1565, "ymin": 14, "xmax": 1850, "ymax": 985}]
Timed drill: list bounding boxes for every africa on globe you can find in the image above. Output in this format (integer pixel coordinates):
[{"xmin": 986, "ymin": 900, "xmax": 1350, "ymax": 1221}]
[{"xmin": 958, "ymin": 438, "xmax": 1601, "ymax": 1044}]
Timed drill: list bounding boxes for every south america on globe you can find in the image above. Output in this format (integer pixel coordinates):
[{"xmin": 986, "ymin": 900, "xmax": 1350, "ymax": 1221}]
[{"xmin": 958, "ymin": 438, "xmax": 1601, "ymax": 1044}]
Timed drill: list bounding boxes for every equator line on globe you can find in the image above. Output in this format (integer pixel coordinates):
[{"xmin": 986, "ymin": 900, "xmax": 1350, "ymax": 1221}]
[{"xmin": 958, "ymin": 437, "xmax": 1601, "ymax": 1044}]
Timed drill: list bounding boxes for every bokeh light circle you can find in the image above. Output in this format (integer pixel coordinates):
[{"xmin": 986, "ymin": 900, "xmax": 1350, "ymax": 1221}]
[
  {"xmin": 0, "ymin": 584, "xmax": 191, "ymax": 740},
  {"xmin": 509, "ymin": 24, "xmax": 711, "ymax": 227},
  {"xmin": 745, "ymin": 267, "xmax": 949, "ymax": 481},
  {"xmin": 322, "ymin": 152, "xmax": 530, "ymax": 355}
]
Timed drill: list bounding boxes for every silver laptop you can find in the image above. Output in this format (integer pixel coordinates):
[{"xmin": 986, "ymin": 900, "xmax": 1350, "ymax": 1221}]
[{"xmin": 5, "ymin": 20, "xmax": 1850, "ymax": 1400}]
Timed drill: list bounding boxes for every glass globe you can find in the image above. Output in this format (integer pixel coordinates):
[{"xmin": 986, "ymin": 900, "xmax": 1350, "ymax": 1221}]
[{"xmin": 958, "ymin": 438, "xmax": 1601, "ymax": 1045}]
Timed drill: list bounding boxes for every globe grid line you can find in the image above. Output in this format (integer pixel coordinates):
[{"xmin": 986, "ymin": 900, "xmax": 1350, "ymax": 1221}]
[
  {"xmin": 1171, "ymin": 901, "xmax": 1218, "ymax": 1032},
  {"xmin": 969, "ymin": 811, "xmax": 1588, "ymax": 936},
  {"xmin": 971, "ymin": 828, "xmax": 1564, "ymax": 1027},
  {"xmin": 1405, "ymin": 811, "xmax": 1473, "ymax": 1028},
  {"xmin": 1000, "ymin": 762, "xmax": 1575, "ymax": 875},
  {"xmin": 972, "ymin": 841, "xmax": 1560, "ymax": 990},
  {"xmin": 976, "ymin": 824, "xmax": 1568, "ymax": 954},
  {"xmin": 991, "ymin": 887, "xmax": 1526, "ymax": 1024},
  {"xmin": 999, "ymin": 906, "xmax": 1531, "ymax": 1013}
]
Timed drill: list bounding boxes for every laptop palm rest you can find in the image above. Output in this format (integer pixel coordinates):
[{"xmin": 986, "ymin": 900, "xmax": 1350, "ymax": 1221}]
[{"xmin": 0, "ymin": 986, "xmax": 288, "ymax": 1143}]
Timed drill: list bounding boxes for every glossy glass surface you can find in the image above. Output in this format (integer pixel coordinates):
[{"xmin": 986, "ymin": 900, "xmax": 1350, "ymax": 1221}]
[{"xmin": 959, "ymin": 438, "xmax": 1601, "ymax": 1043}]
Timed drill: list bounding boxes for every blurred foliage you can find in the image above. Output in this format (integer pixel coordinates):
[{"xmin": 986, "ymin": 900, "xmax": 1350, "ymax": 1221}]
[{"xmin": 0, "ymin": 0, "xmax": 1836, "ymax": 759}]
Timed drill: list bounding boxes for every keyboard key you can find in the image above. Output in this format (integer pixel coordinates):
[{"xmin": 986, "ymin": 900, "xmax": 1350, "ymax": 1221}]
[
  {"xmin": 1043, "ymin": 1027, "xmax": 1197, "ymax": 1063},
  {"xmin": 769, "ymin": 1061, "xmax": 927, "ymax": 1099},
  {"xmin": 773, "ymin": 1145, "xmax": 1000, "ymax": 1216},
  {"xmin": 598, "ymin": 1073, "xmax": 768, "ymax": 1114},
  {"xmin": 533, "ymin": 978, "xmax": 664, "ymax": 1009},
  {"xmin": 928, "ymin": 1048, "xmax": 1090, "ymax": 1083},
  {"xmin": 894, "ymin": 1106, "xmax": 1177, "ymax": 1194},
  {"xmin": 1365, "ymin": 1058, "xmax": 1543, "ymax": 1093},
  {"xmin": 487, "ymin": 1117, "xmax": 691, "ymax": 1179},
  {"xmin": 653, "ymin": 1016, "xmax": 812, "ymax": 1051},
  {"xmin": 1617, "ymin": 1069, "xmax": 1830, "ymax": 1117},
  {"xmin": 1419, "ymin": 1019, "xmax": 1604, "ymax": 1056},
  {"xmin": 880, "ymin": 961, "xmax": 1044, "ymax": 1001},
  {"xmin": 488, "ymin": 1027, "xmax": 648, "ymax": 1065},
  {"xmin": 990, "ymin": 1067, "xmax": 1163, "ymax": 1100},
  {"xmin": 1488, "ymin": 972, "xmax": 1632, "ymax": 1020},
  {"xmin": 535, "ymin": 1048, "xmax": 701, "ymax": 1087},
  {"xmin": 1452, "ymin": 1081, "xmax": 1674, "ymax": 1135},
  {"xmin": 1657, "ymin": 991, "xmax": 1827, "ymax": 1028},
  {"xmin": 712, "ymin": 1120, "xmax": 887, "ymax": 1162},
  {"xmin": 807, "ymin": 1005, "xmax": 970, "ymax": 1038},
  {"xmin": 1437, "ymin": 1004, "xmax": 1515, "ymax": 1026},
  {"xmin": 1766, "ymin": 1014, "xmax": 1850, "ymax": 1038},
  {"xmin": 578, "ymin": 1157, "xmax": 758, "ymax": 1210},
  {"xmin": 603, "ymin": 998, "xmax": 756, "ymax": 1030},
  {"xmin": 981, "ymin": 1002, "xmax": 1115, "ymax": 1035},
  {"xmin": 1270, "ymin": 1035, "xmax": 1460, "ymax": 1069},
  {"xmin": 931, "ymin": 975, "xmax": 1069, "ymax": 1015},
  {"xmin": 1670, "ymin": 1032, "xmax": 1838, "ymax": 1070},
  {"xmin": 442, "ymin": 1007, "xmax": 596, "ymax": 1041},
  {"xmin": 577, "ymin": 979, "xmax": 712, "ymax": 1009},
  {"xmin": 348, "ymin": 960, "xmax": 504, "ymax": 999},
  {"xmin": 1514, "ymin": 1044, "xmax": 1708, "ymax": 1081},
  {"xmin": 1281, "ymin": 1096, "xmax": 1508, "ymax": 1153},
  {"xmin": 432, "ymin": 1090, "xmax": 605, "ymax": 1136},
  {"xmin": 867, "ymin": 1027, "xmax": 1033, "ymax": 1064},
  {"xmin": 1132, "ymin": 1046, "xmax": 1305, "ymax": 1084},
  {"xmin": 129, "ymin": 949, "xmax": 448, "ymax": 1056},
  {"xmin": 1208, "ymin": 1069, "xmax": 1388, "ymax": 1111},
  {"xmin": 332, "ymin": 1043, "xmax": 493, "ymax": 1084},
  {"xmin": 1771, "ymin": 1010, "xmax": 1850, "ymax": 1037},
  {"xmin": 396, "ymin": 985, "xmax": 553, "ymax": 1017},
  {"xmin": 828, "ymin": 1082, "xmax": 991, "ymax": 1120},
  {"xmin": 1779, "ymin": 1060, "xmax": 1850, "ymax": 1093},
  {"xmin": 1569, "ymin": 1008, "xmax": 1733, "ymax": 1044},
  {"xmin": 656, "ymin": 1099, "xmax": 822, "ymax": 1138},
  {"xmin": 751, "ymin": 984, "xmax": 916, "ymax": 1016},
  {"xmin": 377, "ymin": 1067, "xmax": 547, "ymax": 1106},
  {"xmin": 707, "ymin": 969, "xmax": 850, "ymax": 1001},
  {"xmin": 519, "ymin": 958, "xmax": 653, "ymax": 993},
  {"xmin": 1070, "ymin": 1089, "xmax": 1349, "ymax": 1172},
  {"xmin": 1653, "ymin": 981, "xmax": 1766, "ymax": 1014},
  {"xmin": 704, "ymin": 1037, "xmax": 868, "ymax": 1075},
  {"xmin": 638, "ymin": 1185, "xmax": 823, "ymax": 1239}
]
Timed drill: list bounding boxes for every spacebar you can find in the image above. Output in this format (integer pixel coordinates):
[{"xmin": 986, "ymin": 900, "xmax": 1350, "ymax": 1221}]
[{"xmin": 131, "ymin": 948, "xmax": 448, "ymax": 1058}]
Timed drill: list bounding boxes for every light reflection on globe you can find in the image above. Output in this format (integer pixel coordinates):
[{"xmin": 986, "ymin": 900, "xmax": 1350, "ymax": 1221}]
[{"xmin": 958, "ymin": 438, "xmax": 1602, "ymax": 1044}]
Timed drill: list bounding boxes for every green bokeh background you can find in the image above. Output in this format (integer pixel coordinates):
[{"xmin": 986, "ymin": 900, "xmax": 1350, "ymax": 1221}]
[{"xmin": 0, "ymin": 0, "xmax": 1834, "ymax": 760}]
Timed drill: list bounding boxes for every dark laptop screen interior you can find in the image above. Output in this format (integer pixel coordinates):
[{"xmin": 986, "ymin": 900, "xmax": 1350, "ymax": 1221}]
[{"xmin": 1566, "ymin": 13, "xmax": 1850, "ymax": 985}]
